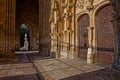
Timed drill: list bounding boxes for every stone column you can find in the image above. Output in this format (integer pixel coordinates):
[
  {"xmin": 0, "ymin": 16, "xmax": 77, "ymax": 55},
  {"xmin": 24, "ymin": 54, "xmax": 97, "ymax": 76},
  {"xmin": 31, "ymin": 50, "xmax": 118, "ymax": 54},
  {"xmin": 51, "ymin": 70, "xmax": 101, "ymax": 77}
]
[
  {"xmin": 50, "ymin": 33, "xmax": 54, "ymax": 51},
  {"xmin": 56, "ymin": 33, "xmax": 61, "ymax": 58},
  {"xmin": 50, "ymin": 22, "xmax": 55, "ymax": 51},
  {"xmin": 67, "ymin": 12, "xmax": 74, "ymax": 58},
  {"xmin": 111, "ymin": 0, "xmax": 120, "ymax": 71},
  {"xmin": 67, "ymin": 30, "xmax": 74, "ymax": 58},
  {"xmin": 0, "ymin": 0, "xmax": 16, "ymax": 57},
  {"xmin": 87, "ymin": 27, "xmax": 94, "ymax": 64},
  {"xmin": 87, "ymin": 27, "xmax": 94, "ymax": 48},
  {"xmin": 56, "ymin": 19, "xmax": 61, "ymax": 58}
]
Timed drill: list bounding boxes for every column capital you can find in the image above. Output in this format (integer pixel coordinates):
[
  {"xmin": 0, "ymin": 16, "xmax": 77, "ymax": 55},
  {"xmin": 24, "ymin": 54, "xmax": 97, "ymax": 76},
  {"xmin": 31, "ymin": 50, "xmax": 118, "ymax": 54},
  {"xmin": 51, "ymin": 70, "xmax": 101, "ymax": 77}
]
[{"xmin": 87, "ymin": 27, "xmax": 94, "ymax": 30}]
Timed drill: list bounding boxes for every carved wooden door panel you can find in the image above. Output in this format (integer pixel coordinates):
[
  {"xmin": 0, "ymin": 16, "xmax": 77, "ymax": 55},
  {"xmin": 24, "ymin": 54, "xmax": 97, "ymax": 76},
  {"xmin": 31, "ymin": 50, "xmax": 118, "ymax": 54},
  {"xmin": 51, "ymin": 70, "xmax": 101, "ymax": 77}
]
[
  {"xmin": 78, "ymin": 14, "xmax": 89, "ymax": 60},
  {"xmin": 96, "ymin": 5, "xmax": 115, "ymax": 65}
]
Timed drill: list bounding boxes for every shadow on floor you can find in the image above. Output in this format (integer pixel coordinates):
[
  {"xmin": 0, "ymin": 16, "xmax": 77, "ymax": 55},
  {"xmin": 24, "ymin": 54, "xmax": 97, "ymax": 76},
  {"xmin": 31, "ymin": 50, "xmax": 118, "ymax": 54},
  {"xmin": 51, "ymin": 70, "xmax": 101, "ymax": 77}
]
[
  {"xmin": 0, "ymin": 74, "xmax": 41, "ymax": 80},
  {"xmin": 60, "ymin": 67, "xmax": 120, "ymax": 80}
]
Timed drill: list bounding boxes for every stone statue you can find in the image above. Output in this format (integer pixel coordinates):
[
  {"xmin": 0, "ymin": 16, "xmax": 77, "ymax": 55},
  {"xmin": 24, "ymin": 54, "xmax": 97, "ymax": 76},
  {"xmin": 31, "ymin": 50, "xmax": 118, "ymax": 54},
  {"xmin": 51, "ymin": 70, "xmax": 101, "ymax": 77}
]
[{"xmin": 23, "ymin": 33, "xmax": 29, "ymax": 50}]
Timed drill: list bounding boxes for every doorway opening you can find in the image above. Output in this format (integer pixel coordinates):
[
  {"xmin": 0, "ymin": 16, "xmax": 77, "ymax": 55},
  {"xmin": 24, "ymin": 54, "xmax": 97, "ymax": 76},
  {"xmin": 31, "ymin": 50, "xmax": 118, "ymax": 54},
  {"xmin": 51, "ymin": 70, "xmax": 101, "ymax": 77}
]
[{"xmin": 20, "ymin": 24, "xmax": 30, "ymax": 51}]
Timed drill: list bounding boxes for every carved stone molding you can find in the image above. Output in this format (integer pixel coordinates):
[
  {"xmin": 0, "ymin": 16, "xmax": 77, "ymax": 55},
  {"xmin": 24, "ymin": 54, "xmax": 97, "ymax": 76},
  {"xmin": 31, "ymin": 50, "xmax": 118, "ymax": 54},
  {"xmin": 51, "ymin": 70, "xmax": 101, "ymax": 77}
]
[{"xmin": 87, "ymin": 5, "xmax": 94, "ymax": 11}]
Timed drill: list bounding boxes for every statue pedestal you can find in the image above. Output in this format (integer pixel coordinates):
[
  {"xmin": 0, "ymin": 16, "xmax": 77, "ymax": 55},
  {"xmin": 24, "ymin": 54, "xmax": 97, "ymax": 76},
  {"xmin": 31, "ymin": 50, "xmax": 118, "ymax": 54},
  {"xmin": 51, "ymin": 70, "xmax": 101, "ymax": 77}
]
[
  {"xmin": 23, "ymin": 34, "xmax": 29, "ymax": 51},
  {"xmin": 23, "ymin": 41, "xmax": 28, "ymax": 50}
]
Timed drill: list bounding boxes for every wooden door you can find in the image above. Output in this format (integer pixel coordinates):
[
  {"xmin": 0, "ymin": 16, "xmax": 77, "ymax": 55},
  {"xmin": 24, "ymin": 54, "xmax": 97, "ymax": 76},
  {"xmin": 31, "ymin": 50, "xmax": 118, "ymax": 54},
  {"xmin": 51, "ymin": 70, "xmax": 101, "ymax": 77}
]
[
  {"xmin": 96, "ymin": 5, "xmax": 115, "ymax": 65},
  {"xmin": 78, "ymin": 14, "xmax": 89, "ymax": 60}
]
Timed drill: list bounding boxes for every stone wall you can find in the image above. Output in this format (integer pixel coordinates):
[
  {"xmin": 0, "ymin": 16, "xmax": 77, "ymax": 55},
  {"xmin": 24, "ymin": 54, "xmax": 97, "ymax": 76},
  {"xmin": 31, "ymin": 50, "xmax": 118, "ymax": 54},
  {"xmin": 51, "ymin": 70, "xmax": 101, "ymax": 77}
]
[{"xmin": 39, "ymin": 0, "xmax": 51, "ymax": 57}]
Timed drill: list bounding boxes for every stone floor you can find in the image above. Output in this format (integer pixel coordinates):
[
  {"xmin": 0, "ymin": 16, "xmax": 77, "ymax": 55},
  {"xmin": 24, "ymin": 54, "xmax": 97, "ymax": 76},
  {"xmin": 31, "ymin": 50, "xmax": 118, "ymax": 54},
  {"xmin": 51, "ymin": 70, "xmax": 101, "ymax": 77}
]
[
  {"xmin": 34, "ymin": 59, "xmax": 120, "ymax": 80},
  {"xmin": 0, "ymin": 54, "xmax": 40, "ymax": 80},
  {"xmin": 0, "ymin": 53, "xmax": 120, "ymax": 80}
]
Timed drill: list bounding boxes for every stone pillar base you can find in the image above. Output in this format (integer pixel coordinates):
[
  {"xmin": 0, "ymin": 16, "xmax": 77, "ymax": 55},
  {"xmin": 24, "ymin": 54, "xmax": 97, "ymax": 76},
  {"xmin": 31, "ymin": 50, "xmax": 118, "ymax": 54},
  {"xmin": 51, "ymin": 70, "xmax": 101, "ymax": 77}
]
[
  {"xmin": 56, "ymin": 50, "xmax": 61, "ymax": 59},
  {"xmin": 50, "ymin": 51, "xmax": 56, "ymax": 58},
  {"xmin": 87, "ymin": 54, "xmax": 94, "ymax": 64},
  {"xmin": 68, "ymin": 51, "xmax": 74, "ymax": 59}
]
